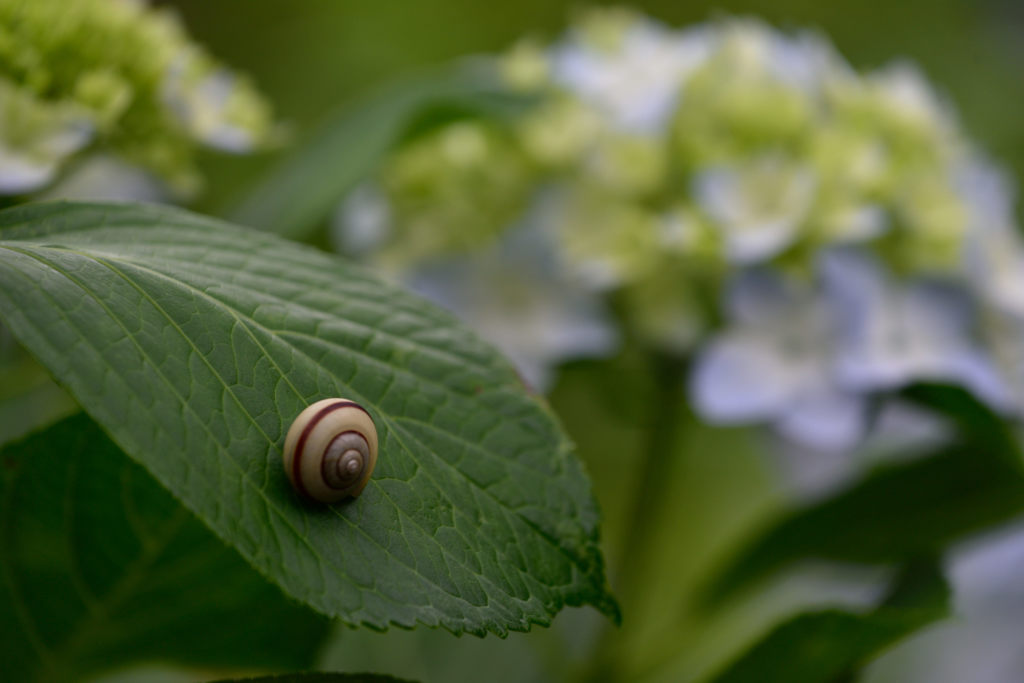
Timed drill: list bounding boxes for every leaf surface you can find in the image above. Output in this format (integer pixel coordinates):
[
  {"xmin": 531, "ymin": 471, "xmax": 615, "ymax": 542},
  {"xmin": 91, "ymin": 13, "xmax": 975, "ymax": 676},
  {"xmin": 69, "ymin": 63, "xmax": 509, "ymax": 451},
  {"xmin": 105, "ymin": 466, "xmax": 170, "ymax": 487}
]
[
  {"xmin": 0, "ymin": 201, "xmax": 616, "ymax": 635},
  {"xmin": 0, "ymin": 414, "xmax": 329, "ymax": 682}
]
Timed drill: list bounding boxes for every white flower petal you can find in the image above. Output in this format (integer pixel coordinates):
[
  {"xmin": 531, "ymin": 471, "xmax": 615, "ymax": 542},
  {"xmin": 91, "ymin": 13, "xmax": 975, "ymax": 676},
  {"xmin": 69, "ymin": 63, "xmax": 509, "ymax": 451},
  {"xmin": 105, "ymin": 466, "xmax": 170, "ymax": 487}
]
[
  {"xmin": 39, "ymin": 155, "xmax": 166, "ymax": 203},
  {"xmin": 777, "ymin": 388, "xmax": 867, "ymax": 452},
  {"xmin": 332, "ymin": 183, "xmax": 392, "ymax": 256},
  {"xmin": 726, "ymin": 267, "xmax": 805, "ymax": 325},
  {"xmin": 690, "ymin": 333, "xmax": 812, "ymax": 422},
  {"xmin": 0, "ymin": 113, "xmax": 93, "ymax": 194},
  {"xmin": 825, "ymin": 203, "xmax": 888, "ymax": 243},
  {"xmin": 950, "ymin": 520, "xmax": 1024, "ymax": 617},
  {"xmin": 822, "ymin": 249, "xmax": 984, "ymax": 391},
  {"xmin": 405, "ymin": 221, "xmax": 618, "ymax": 391},
  {"xmin": 766, "ymin": 28, "xmax": 851, "ymax": 94},
  {"xmin": 163, "ymin": 61, "xmax": 260, "ymax": 152},
  {"xmin": 695, "ymin": 268, "xmax": 836, "ymax": 428},
  {"xmin": 0, "ymin": 149, "xmax": 61, "ymax": 193},
  {"xmin": 959, "ymin": 161, "xmax": 1024, "ymax": 317},
  {"xmin": 551, "ymin": 19, "xmax": 710, "ymax": 133},
  {"xmin": 694, "ymin": 157, "xmax": 815, "ymax": 264}
]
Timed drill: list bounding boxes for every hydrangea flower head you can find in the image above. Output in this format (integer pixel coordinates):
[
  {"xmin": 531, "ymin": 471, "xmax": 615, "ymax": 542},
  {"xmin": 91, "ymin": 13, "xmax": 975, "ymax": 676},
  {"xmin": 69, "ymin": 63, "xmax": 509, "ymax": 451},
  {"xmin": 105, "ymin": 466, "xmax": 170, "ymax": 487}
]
[
  {"xmin": 335, "ymin": 9, "xmax": 1024, "ymax": 447},
  {"xmin": 0, "ymin": 0, "xmax": 275, "ymax": 195}
]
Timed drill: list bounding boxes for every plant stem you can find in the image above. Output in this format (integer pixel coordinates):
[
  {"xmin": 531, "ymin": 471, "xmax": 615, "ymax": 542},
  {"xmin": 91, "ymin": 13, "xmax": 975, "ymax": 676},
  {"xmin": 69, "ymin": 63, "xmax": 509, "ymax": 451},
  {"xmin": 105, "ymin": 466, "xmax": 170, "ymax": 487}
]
[
  {"xmin": 615, "ymin": 352, "xmax": 689, "ymax": 597},
  {"xmin": 580, "ymin": 351, "xmax": 689, "ymax": 683}
]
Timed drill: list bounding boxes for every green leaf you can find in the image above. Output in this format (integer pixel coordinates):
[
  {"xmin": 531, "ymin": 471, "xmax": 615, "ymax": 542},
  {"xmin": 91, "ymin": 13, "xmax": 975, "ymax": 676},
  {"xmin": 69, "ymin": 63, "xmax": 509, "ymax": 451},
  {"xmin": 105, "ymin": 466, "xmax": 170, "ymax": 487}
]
[
  {"xmin": 228, "ymin": 63, "xmax": 530, "ymax": 240},
  {"xmin": 705, "ymin": 390, "xmax": 1024, "ymax": 604},
  {"xmin": 0, "ymin": 201, "xmax": 617, "ymax": 635},
  {"xmin": 900, "ymin": 383, "xmax": 1019, "ymax": 454},
  {"xmin": 707, "ymin": 559, "xmax": 950, "ymax": 683},
  {"xmin": 0, "ymin": 414, "xmax": 330, "ymax": 683}
]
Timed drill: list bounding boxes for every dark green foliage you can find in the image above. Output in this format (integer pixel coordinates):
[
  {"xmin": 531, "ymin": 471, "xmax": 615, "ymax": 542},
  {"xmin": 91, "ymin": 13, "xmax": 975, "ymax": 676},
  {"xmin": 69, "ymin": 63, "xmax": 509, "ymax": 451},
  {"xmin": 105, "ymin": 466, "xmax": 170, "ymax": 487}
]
[
  {"xmin": 709, "ymin": 559, "xmax": 950, "ymax": 683},
  {"xmin": 706, "ymin": 386, "xmax": 1024, "ymax": 605},
  {"xmin": 0, "ymin": 414, "xmax": 330, "ymax": 683}
]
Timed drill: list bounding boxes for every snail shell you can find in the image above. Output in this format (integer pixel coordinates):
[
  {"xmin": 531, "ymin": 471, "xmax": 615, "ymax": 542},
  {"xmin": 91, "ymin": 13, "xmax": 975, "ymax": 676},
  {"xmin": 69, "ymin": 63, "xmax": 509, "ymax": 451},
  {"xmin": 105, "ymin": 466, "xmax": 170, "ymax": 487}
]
[{"xmin": 282, "ymin": 398, "xmax": 378, "ymax": 503}]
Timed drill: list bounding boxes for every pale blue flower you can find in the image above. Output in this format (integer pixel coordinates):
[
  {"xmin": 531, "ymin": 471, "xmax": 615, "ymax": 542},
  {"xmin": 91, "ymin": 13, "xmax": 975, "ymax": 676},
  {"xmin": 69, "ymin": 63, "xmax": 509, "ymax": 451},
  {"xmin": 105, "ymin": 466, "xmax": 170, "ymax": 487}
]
[
  {"xmin": 822, "ymin": 249, "xmax": 1010, "ymax": 409},
  {"xmin": 394, "ymin": 216, "xmax": 616, "ymax": 391},
  {"xmin": 692, "ymin": 249, "xmax": 1013, "ymax": 450},
  {"xmin": 550, "ymin": 15, "xmax": 709, "ymax": 134},
  {"xmin": 690, "ymin": 268, "xmax": 868, "ymax": 451}
]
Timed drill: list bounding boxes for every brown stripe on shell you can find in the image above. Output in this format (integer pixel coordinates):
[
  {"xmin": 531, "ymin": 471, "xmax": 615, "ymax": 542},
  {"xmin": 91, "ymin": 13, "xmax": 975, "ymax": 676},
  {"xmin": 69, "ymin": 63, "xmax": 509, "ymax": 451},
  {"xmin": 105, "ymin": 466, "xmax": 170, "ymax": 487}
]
[{"xmin": 291, "ymin": 399, "xmax": 370, "ymax": 500}]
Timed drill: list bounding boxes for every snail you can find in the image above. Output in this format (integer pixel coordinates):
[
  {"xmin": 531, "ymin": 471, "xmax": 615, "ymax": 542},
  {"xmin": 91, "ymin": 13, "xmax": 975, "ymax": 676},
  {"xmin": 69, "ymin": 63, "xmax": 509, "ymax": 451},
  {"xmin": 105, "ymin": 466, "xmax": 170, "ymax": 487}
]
[{"xmin": 282, "ymin": 398, "xmax": 379, "ymax": 503}]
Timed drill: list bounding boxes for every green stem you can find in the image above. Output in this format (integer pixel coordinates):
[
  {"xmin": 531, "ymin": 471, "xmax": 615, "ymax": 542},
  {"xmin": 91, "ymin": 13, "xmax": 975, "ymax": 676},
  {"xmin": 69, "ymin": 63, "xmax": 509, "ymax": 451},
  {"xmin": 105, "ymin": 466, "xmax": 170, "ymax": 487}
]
[
  {"xmin": 581, "ymin": 351, "xmax": 689, "ymax": 683},
  {"xmin": 614, "ymin": 352, "xmax": 689, "ymax": 596}
]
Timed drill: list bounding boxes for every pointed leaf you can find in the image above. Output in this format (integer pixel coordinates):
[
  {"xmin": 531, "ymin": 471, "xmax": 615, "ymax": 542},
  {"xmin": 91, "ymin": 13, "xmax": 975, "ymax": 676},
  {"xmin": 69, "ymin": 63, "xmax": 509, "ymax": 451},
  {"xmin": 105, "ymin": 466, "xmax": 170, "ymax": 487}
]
[
  {"xmin": 708, "ymin": 559, "xmax": 950, "ymax": 683},
  {"xmin": 0, "ymin": 201, "xmax": 617, "ymax": 635},
  {"xmin": 705, "ymin": 388, "xmax": 1024, "ymax": 604}
]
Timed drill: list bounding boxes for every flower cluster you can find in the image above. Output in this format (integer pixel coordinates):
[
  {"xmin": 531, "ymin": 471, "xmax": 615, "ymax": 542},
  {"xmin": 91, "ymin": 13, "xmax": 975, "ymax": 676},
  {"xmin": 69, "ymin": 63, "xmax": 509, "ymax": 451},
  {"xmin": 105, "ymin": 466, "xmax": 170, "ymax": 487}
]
[
  {"xmin": 335, "ymin": 8, "xmax": 1024, "ymax": 449},
  {"xmin": 0, "ymin": 0, "xmax": 275, "ymax": 196}
]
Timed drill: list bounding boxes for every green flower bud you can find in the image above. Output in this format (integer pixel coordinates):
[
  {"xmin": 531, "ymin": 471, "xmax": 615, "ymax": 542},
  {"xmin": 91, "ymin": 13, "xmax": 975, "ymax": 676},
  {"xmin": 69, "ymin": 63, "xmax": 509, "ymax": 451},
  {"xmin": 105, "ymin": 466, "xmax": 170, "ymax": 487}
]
[{"xmin": 376, "ymin": 120, "xmax": 536, "ymax": 267}]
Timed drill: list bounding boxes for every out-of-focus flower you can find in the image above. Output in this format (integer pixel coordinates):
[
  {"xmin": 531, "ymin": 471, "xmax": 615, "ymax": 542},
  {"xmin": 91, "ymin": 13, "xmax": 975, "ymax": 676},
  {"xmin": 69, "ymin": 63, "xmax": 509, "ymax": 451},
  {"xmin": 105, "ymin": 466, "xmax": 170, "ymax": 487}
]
[
  {"xmin": 403, "ymin": 220, "xmax": 619, "ymax": 391},
  {"xmin": 690, "ymin": 267, "xmax": 866, "ymax": 452},
  {"xmin": 38, "ymin": 154, "xmax": 166, "ymax": 203},
  {"xmin": 0, "ymin": 79, "xmax": 93, "ymax": 193},
  {"xmin": 692, "ymin": 155, "xmax": 817, "ymax": 264},
  {"xmin": 0, "ymin": 0, "xmax": 275, "ymax": 196},
  {"xmin": 333, "ymin": 193, "xmax": 618, "ymax": 391},
  {"xmin": 334, "ymin": 8, "xmax": 1024, "ymax": 442},
  {"xmin": 546, "ymin": 8, "xmax": 710, "ymax": 134}
]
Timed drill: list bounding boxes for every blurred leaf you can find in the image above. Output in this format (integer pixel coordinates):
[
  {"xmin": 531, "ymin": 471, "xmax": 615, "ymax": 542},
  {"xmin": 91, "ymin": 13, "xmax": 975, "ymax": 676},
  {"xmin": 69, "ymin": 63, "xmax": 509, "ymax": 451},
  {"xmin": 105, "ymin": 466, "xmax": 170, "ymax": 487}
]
[
  {"xmin": 229, "ymin": 62, "xmax": 530, "ymax": 241},
  {"xmin": 706, "ymin": 387, "xmax": 1024, "ymax": 605},
  {"xmin": 208, "ymin": 674, "xmax": 417, "ymax": 683},
  {"xmin": 0, "ymin": 414, "xmax": 329, "ymax": 683},
  {"xmin": 901, "ymin": 383, "xmax": 1019, "ymax": 454},
  {"xmin": 0, "ymin": 201, "xmax": 617, "ymax": 635},
  {"xmin": 707, "ymin": 559, "xmax": 949, "ymax": 683}
]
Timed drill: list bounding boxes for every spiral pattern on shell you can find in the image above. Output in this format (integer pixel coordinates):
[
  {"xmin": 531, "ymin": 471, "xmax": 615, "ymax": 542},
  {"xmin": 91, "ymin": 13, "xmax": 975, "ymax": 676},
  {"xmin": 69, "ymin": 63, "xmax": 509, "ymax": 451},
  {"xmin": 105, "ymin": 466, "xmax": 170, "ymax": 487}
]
[{"xmin": 282, "ymin": 398, "xmax": 379, "ymax": 503}]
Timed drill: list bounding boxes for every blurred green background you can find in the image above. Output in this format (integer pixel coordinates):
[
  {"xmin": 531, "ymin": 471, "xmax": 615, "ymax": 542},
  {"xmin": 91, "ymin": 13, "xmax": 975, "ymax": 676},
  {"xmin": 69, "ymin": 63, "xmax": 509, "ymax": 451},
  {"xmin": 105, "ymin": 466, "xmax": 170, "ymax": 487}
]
[{"xmin": 164, "ymin": 0, "xmax": 1024, "ymax": 219}]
